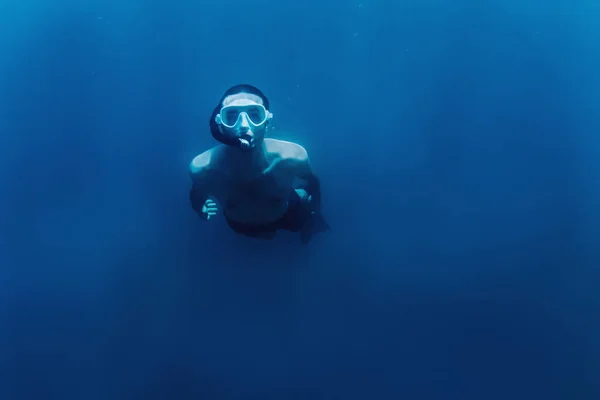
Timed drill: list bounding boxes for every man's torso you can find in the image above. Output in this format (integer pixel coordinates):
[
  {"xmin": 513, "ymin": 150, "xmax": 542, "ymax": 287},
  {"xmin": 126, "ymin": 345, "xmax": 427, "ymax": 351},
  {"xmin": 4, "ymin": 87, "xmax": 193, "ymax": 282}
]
[{"xmin": 198, "ymin": 139, "xmax": 306, "ymax": 225}]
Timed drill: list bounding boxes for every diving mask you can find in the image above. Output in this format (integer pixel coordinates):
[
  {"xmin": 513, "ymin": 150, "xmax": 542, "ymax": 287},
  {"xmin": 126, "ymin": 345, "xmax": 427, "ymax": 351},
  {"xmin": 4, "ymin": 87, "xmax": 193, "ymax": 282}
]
[{"xmin": 215, "ymin": 103, "xmax": 272, "ymax": 129}]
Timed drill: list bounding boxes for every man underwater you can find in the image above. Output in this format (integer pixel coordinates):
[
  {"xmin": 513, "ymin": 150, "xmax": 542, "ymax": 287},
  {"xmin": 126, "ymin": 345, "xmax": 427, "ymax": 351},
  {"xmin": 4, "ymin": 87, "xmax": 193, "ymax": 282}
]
[{"xmin": 188, "ymin": 84, "xmax": 329, "ymax": 243}]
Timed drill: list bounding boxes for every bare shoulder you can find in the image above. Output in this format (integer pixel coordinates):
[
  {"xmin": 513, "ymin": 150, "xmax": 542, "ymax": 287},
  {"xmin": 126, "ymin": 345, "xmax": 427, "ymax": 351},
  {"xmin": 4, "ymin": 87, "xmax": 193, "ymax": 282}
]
[
  {"xmin": 265, "ymin": 138, "xmax": 309, "ymax": 163},
  {"xmin": 189, "ymin": 146, "xmax": 221, "ymax": 179}
]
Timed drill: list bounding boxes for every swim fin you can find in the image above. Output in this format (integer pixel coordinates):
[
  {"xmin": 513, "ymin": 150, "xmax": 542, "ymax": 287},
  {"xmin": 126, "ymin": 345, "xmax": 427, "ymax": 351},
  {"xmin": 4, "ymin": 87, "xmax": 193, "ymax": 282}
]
[{"xmin": 300, "ymin": 212, "xmax": 330, "ymax": 244}]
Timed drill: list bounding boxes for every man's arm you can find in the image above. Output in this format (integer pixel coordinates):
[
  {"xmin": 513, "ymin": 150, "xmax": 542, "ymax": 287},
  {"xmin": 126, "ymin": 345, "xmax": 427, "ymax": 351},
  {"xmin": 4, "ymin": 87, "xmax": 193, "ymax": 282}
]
[
  {"xmin": 189, "ymin": 179, "xmax": 208, "ymax": 216},
  {"xmin": 293, "ymin": 148, "xmax": 322, "ymax": 212},
  {"xmin": 189, "ymin": 152, "xmax": 212, "ymax": 217}
]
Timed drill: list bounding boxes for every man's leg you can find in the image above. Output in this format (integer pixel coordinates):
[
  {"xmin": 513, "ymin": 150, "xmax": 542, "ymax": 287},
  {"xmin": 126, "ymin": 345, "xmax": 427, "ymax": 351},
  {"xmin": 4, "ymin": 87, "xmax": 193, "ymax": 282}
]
[{"xmin": 279, "ymin": 190, "xmax": 329, "ymax": 243}]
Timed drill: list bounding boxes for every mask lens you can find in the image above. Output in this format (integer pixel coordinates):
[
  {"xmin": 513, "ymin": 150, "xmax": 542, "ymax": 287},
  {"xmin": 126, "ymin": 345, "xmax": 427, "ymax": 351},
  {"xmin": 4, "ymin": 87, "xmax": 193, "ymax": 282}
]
[
  {"xmin": 220, "ymin": 105, "xmax": 267, "ymax": 127},
  {"xmin": 246, "ymin": 106, "xmax": 266, "ymax": 125},
  {"xmin": 222, "ymin": 108, "xmax": 240, "ymax": 126}
]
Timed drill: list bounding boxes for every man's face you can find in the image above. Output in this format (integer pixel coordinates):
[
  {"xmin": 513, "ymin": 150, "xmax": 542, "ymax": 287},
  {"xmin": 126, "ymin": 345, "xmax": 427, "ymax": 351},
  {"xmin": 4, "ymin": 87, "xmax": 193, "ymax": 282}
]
[{"xmin": 217, "ymin": 93, "xmax": 271, "ymax": 150}]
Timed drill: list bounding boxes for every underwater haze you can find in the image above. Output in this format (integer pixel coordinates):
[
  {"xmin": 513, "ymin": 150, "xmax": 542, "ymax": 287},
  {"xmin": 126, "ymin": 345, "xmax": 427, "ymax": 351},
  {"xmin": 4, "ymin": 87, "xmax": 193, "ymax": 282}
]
[{"xmin": 1, "ymin": 0, "xmax": 599, "ymax": 398}]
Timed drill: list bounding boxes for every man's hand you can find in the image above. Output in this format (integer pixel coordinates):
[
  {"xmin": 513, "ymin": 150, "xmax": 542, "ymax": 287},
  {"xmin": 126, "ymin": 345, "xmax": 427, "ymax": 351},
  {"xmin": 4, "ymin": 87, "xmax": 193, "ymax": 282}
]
[
  {"xmin": 295, "ymin": 188, "xmax": 308, "ymax": 201},
  {"xmin": 201, "ymin": 199, "xmax": 218, "ymax": 220},
  {"xmin": 295, "ymin": 189, "xmax": 316, "ymax": 214}
]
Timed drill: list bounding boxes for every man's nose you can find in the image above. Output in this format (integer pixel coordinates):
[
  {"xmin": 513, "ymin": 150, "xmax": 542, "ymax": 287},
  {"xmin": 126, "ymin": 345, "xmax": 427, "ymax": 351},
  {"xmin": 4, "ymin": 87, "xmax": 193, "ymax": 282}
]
[{"xmin": 238, "ymin": 113, "xmax": 250, "ymax": 129}]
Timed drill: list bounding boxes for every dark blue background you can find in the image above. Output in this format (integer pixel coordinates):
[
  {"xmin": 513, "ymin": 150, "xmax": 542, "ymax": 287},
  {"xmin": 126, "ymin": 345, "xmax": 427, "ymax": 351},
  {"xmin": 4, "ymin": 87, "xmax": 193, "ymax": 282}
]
[{"xmin": 1, "ymin": 0, "xmax": 599, "ymax": 398}]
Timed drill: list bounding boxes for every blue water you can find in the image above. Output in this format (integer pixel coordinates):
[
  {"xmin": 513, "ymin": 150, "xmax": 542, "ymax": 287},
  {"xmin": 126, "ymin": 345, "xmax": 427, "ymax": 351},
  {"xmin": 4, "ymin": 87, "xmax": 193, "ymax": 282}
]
[{"xmin": 1, "ymin": 0, "xmax": 599, "ymax": 399}]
